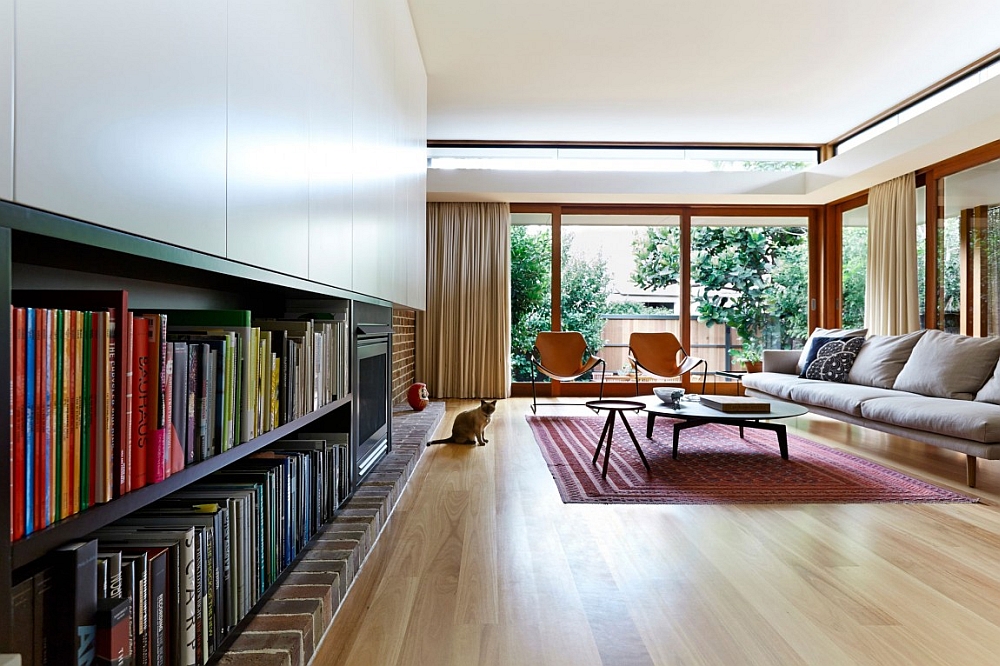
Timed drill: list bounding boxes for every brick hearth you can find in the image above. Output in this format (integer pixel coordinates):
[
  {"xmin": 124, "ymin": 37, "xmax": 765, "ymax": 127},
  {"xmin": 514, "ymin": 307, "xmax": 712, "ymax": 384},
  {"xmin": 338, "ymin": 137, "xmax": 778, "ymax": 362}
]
[{"xmin": 215, "ymin": 401, "xmax": 445, "ymax": 666}]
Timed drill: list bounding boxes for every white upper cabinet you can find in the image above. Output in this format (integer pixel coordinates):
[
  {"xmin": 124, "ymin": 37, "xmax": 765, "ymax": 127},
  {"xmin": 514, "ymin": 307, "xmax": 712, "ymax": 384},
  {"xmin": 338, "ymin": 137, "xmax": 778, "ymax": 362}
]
[
  {"xmin": 0, "ymin": 0, "xmax": 12, "ymax": 202},
  {"xmin": 14, "ymin": 1, "xmax": 228, "ymax": 255},
  {"xmin": 307, "ymin": 0, "xmax": 355, "ymax": 290},
  {"xmin": 227, "ymin": 0, "xmax": 312, "ymax": 276}
]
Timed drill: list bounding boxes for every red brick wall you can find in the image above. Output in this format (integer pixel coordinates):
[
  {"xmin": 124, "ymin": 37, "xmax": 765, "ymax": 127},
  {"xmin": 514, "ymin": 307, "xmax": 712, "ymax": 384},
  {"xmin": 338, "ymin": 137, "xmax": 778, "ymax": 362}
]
[{"xmin": 392, "ymin": 309, "xmax": 417, "ymax": 404}]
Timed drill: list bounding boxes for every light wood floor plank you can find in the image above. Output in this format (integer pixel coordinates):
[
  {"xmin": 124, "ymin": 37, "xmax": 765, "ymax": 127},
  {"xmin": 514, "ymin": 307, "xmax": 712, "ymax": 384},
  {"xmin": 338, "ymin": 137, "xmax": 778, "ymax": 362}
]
[{"xmin": 313, "ymin": 398, "xmax": 1000, "ymax": 665}]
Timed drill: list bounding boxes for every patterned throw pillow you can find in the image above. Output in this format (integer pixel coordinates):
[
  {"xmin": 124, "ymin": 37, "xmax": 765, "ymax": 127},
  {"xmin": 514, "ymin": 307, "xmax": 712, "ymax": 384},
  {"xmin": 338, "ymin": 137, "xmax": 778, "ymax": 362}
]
[{"xmin": 804, "ymin": 336, "xmax": 865, "ymax": 382}]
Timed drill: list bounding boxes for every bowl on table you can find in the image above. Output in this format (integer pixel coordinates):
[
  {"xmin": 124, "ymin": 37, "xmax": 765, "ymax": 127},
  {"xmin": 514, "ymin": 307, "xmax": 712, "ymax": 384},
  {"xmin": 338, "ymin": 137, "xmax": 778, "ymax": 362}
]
[{"xmin": 653, "ymin": 387, "xmax": 685, "ymax": 406}]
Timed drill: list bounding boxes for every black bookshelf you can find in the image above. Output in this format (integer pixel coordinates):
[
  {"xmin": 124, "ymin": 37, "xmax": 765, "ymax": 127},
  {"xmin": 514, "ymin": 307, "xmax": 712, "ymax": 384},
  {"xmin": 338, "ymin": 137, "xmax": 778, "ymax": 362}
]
[{"xmin": 0, "ymin": 201, "xmax": 389, "ymax": 656}]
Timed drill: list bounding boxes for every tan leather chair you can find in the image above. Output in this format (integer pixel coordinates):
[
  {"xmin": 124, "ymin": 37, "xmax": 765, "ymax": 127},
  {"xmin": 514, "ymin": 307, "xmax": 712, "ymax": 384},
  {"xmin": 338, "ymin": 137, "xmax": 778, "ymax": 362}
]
[
  {"xmin": 529, "ymin": 331, "xmax": 606, "ymax": 413},
  {"xmin": 627, "ymin": 332, "xmax": 707, "ymax": 396}
]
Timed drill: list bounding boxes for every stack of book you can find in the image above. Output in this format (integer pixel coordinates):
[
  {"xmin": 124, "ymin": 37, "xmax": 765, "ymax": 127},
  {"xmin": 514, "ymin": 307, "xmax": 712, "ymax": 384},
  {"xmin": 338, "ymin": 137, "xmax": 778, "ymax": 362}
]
[
  {"xmin": 11, "ymin": 429, "xmax": 349, "ymax": 666},
  {"xmin": 10, "ymin": 296, "xmax": 353, "ymax": 541}
]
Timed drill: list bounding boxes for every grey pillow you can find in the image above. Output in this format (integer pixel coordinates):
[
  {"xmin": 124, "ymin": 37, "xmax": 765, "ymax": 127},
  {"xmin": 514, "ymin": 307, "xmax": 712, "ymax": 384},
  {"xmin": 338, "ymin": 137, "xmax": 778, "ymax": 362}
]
[
  {"xmin": 796, "ymin": 327, "xmax": 868, "ymax": 374},
  {"xmin": 848, "ymin": 330, "xmax": 926, "ymax": 389},
  {"xmin": 975, "ymin": 360, "xmax": 1000, "ymax": 405},
  {"xmin": 893, "ymin": 329, "xmax": 1000, "ymax": 400}
]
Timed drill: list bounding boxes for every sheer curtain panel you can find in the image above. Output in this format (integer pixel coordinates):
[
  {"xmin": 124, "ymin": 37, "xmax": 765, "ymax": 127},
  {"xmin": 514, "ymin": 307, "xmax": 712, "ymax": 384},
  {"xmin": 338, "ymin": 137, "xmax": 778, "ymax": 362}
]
[
  {"xmin": 417, "ymin": 202, "xmax": 511, "ymax": 398},
  {"xmin": 865, "ymin": 173, "xmax": 920, "ymax": 335}
]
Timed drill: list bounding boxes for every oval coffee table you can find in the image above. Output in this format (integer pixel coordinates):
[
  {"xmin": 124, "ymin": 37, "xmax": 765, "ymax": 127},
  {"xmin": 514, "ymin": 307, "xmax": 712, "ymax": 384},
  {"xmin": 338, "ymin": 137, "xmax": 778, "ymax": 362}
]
[
  {"xmin": 586, "ymin": 399, "xmax": 650, "ymax": 478},
  {"xmin": 642, "ymin": 396, "xmax": 808, "ymax": 460}
]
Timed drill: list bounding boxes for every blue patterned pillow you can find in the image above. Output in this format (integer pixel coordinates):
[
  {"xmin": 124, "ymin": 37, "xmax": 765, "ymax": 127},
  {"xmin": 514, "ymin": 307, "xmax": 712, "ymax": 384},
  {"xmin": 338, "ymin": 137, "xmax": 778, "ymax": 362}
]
[{"xmin": 804, "ymin": 336, "xmax": 865, "ymax": 382}]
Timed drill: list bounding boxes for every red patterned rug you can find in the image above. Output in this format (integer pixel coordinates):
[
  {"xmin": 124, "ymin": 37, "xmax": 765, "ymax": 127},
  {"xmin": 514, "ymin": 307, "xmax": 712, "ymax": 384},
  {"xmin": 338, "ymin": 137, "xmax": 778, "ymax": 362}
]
[{"xmin": 527, "ymin": 414, "xmax": 978, "ymax": 505}]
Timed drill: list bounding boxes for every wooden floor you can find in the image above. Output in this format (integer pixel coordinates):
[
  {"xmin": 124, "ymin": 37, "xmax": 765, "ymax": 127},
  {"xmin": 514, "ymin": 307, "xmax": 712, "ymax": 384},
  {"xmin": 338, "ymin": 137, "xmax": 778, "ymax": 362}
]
[{"xmin": 314, "ymin": 398, "xmax": 1000, "ymax": 665}]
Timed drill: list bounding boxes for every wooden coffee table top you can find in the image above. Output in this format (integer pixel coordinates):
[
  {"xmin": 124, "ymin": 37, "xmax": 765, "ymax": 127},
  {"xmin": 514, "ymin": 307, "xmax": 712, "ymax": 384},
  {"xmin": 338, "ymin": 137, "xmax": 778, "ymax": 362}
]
[{"xmin": 640, "ymin": 395, "xmax": 807, "ymax": 421}]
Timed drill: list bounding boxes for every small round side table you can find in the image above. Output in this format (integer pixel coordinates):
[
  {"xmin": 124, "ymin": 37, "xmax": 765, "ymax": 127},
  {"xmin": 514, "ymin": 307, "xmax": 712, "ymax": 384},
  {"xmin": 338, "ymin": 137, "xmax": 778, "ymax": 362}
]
[{"xmin": 585, "ymin": 399, "xmax": 651, "ymax": 478}]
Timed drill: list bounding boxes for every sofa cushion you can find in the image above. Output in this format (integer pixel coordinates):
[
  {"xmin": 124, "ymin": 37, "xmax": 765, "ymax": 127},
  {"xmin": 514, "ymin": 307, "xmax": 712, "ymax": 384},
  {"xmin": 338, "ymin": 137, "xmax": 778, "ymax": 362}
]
[
  {"xmin": 860, "ymin": 396, "xmax": 1000, "ymax": 443},
  {"xmin": 848, "ymin": 330, "xmax": 926, "ymax": 389},
  {"xmin": 789, "ymin": 382, "xmax": 902, "ymax": 417},
  {"xmin": 975, "ymin": 360, "xmax": 1000, "ymax": 405},
  {"xmin": 803, "ymin": 336, "xmax": 865, "ymax": 382},
  {"xmin": 796, "ymin": 327, "xmax": 867, "ymax": 374},
  {"xmin": 742, "ymin": 372, "xmax": 817, "ymax": 401},
  {"xmin": 893, "ymin": 329, "xmax": 1000, "ymax": 400}
]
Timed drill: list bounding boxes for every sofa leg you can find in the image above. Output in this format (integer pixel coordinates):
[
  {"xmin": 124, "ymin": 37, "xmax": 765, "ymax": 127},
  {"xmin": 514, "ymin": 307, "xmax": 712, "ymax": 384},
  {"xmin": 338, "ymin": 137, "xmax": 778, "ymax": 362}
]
[{"xmin": 966, "ymin": 455, "xmax": 977, "ymax": 488}]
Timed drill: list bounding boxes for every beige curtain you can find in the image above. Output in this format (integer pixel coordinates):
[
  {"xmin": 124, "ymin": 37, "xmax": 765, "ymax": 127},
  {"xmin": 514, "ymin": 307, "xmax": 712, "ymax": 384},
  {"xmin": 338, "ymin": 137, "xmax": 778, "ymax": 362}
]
[
  {"xmin": 417, "ymin": 202, "xmax": 511, "ymax": 398},
  {"xmin": 865, "ymin": 173, "xmax": 920, "ymax": 335}
]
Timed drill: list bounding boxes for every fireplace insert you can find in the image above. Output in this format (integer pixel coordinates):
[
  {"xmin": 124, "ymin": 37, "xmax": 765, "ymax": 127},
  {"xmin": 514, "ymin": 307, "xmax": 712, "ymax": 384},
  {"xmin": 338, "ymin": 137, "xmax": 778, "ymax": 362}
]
[{"xmin": 354, "ymin": 309, "xmax": 393, "ymax": 483}]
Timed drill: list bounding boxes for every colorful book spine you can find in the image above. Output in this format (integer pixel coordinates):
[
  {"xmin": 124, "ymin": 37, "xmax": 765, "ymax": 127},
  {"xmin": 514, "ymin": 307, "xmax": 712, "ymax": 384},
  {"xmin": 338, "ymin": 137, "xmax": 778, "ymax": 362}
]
[
  {"xmin": 142, "ymin": 314, "xmax": 165, "ymax": 484},
  {"xmin": 72, "ymin": 310, "xmax": 84, "ymax": 516},
  {"xmin": 123, "ymin": 312, "xmax": 134, "ymax": 495},
  {"xmin": 131, "ymin": 316, "xmax": 150, "ymax": 490},
  {"xmin": 163, "ymin": 340, "xmax": 174, "ymax": 478},
  {"xmin": 55, "ymin": 309, "xmax": 65, "ymax": 521},
  {"xmin": 25, "ymin": 308, "xmax": 35, "ymax": 535},
  {"xmin": 11, "ymin": 307, "xmax": 25, "ymax": 540},
  {"xmin": 81, "ymin": 311, "xmax": 92, "ymax": 511},
  {"xmin": 171, "ymin": 342, "xmax": 189, "ymax": 474}
]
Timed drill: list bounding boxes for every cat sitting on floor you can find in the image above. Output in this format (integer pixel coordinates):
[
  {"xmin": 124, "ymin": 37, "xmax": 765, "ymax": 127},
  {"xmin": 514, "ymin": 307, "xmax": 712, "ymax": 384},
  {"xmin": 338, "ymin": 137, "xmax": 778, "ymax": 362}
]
[{"xmin": 427, "ymin": 399, "xmax": 497, "ymax": 446}]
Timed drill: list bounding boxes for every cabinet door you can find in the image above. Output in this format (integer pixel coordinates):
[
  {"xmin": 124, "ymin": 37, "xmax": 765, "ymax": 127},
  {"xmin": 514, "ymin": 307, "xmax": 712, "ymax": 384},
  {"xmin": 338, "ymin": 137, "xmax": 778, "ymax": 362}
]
[
  {"xmin": 0, "ymin": 0, "xmax": 12, "ymax": 202},
  {"xmin": 14, "ymin": 0, "xmax": 227, "ymax": 255},
  {"xmin": 307, "ymin": 0, "xmax": 354, "ymax": 291},
  {"xmin": 227, "ymin": 0, "xmax": 311, "ymax": 277}
]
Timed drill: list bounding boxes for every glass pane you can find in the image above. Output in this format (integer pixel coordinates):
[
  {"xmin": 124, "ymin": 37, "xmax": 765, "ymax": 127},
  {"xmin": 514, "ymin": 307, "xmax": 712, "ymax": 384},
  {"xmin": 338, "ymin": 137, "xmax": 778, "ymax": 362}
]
[
  {"xmin": 561, "ymin": 214, "xmax": 682, "ymax": 384},
  {"xmin": 510, "ymin": 214, "xmax": 552, "ymax": 381},
  {"xmin": 943, "ymin": 158, "xmax": 1000, "ymax": 335},
  {"xmin": 690, "ymin": 216, "xmax": 810, "ymax": 373},
  {"xmin": 841, "ymin": 205, "xmax": 868, "ymax": 330},
  {"xmin": 916, "ymin": 186, "xmax": 926, "ymax": 326}
]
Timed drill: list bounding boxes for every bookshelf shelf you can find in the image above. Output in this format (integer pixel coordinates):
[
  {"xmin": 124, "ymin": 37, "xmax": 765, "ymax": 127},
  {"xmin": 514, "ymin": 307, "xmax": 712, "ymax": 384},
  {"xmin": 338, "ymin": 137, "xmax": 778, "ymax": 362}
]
[
  {"xmin": 12, "ymin": 394, "xmax": 352, "ymax": 569},
  {"xmin": 0, "ymin": 201, "xmax": 391, "ymax": 661}
]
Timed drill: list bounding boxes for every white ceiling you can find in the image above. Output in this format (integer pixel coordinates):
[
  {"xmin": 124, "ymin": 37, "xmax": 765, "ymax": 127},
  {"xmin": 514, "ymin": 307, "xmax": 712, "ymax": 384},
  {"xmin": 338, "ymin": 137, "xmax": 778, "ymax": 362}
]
[{"xmin": 408, "ymin": 0, "xmax": 1000, "ymax": 145}]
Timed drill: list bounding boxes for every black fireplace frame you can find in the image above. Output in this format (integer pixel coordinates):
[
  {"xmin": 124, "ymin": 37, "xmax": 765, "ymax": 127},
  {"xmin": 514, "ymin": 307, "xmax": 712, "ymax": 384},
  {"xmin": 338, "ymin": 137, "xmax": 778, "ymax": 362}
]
[{"xmin": 353, "ymin": 306, "xmax": 393, "ymax": 484}]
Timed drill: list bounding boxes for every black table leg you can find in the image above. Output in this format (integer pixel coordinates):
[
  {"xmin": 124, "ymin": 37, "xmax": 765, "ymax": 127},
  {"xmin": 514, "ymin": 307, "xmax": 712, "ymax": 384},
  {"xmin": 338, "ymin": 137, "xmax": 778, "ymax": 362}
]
[
  {"xmin": 730, "ymin": 419, "xmax": 789, "ymax": 459},
  {"xmin": 593, "ymin": 410, "xmax": 614, "ymax": 464},
  {"xmin": 601, "ymin": 412, "xmax": 616, "ymax": 478},
  {"xmin": 618, "ymin": 411, "xmax": 650, "ymax": 471},
  {"xmin": 646, "ymin": 412, "xmax": 656, "ymax": 439},
  {"xmin": 671, "ymin": 418, "xmax": 708, "ymax": 459}
]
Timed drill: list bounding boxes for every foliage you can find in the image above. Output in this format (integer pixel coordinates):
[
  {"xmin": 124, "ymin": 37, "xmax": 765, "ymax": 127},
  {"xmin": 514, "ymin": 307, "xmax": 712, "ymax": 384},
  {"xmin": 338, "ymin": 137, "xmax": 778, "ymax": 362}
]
[
  {"xmin": 510, "ymin": 226, "xmax": 551, "ymax": 381},
  {"xmin": 632, "ymin": 225, "xmax": 808, "ymax": 355},
  {"xmin": 840, "ymin": 227, "xmax": 867, "ymax": 329}
]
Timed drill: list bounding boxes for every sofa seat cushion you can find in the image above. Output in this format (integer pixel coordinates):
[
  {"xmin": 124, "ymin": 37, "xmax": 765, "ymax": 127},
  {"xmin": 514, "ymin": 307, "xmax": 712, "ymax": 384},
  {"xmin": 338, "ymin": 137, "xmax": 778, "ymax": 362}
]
[
  {"xmin": 893, "ymin": 329, "xmax": 1000, "ymax": 399},
  {"xmin": 742, "ymin": 372, "xmax": 818, "ymax": 401},
  {"xmin": 788, "ymin": 382, "xmax": 902, "ymax": 417},
  {"xmin": 860, "ymin": 396, "xmax": 1000, "ymax": 443}
]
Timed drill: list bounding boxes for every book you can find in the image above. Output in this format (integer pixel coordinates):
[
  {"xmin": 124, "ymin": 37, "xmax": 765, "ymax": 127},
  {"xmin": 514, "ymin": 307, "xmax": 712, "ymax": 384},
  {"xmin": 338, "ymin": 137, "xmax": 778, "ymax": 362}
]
[
  {"xmin": 130, "ymin": 316, "xmax": 151, "ymax": 490},
  {"xmin": 121, "ymin": 552, "xmax": 149, "ymax": 666},
  {"xmin": 96, "ymin": 596, "xmax": 132, "ymax": 666},
  {"xmin": 34, "ymin": 565, "xmax": 59, "ymax": 666},
  {"xmin": 162, "ymin": 309, "xmax": 256, "ymax": 445},
  {"xmin": 50, "ymin": 539, "xmax": 99, "ymax": 666},
  {"xmin": 171, "ymin": 342, "xmax": 188, "ymax": 475},
  {"xmin": 12, "ymin": 577, "xmax": 33, "ymax": 665},
  {"xmin": 97, "ymin": 527, "xmax": 197, "ymax": 666},
  {"xmin": 25, "ymin": 307, "xmax": 35, "ymax": 535},
  {"xmin": 140, "ymin": 314, "xmax": 167, "ymax": 484},
  {"xmin": 12, "ymin": 307, "xmax": 25, "ymax": 540},
  {"xmin": 13, "ymin": 290, "xmax": 130, "ymax": 500},
  {"xmin": 699, "ymin": 395, "xmax": 772, "ymax": 413}
]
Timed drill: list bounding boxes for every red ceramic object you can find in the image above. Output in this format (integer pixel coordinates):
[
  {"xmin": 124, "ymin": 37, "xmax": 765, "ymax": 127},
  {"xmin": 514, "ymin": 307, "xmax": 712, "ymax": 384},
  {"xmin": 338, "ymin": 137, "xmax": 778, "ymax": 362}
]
[{"xmin": 407, "ymin": 382, "xmax": 430, "ymax": 411}]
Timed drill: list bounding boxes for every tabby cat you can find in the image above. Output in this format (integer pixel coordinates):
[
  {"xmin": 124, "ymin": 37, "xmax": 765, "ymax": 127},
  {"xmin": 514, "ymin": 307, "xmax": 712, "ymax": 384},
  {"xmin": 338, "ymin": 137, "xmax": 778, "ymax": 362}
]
[{"xmin": 427, "ymin": 399, "xmax": 497, "ymax": 446}]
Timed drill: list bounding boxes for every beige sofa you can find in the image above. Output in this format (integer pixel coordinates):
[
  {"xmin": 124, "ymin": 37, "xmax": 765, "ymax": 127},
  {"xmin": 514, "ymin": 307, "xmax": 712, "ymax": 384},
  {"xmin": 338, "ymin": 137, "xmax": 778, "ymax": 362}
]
[{"xmin": 742, "ymin": 329, "xmax": 1000, "ymax": 487}]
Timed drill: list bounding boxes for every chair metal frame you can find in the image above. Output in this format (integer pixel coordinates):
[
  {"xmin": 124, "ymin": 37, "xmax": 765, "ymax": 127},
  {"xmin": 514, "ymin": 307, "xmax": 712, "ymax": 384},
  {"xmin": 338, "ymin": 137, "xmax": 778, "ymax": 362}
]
[
  {"xmin": 627, "ymin": 332, "xmax": 707, "ymax": 396},
  {"xmin": 529, "ymin": 331, "xmax": 607, "ymax": 414}
]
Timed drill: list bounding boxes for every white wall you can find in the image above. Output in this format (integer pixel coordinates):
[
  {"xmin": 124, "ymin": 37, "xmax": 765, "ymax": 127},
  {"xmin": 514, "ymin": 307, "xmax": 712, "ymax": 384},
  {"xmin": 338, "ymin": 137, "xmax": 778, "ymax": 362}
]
[
  {"xmin": 3, "ymin": 0, "xmax": 427, "ymax": 308},
  {"xmin": 0, "ymin": 0, "xmax": 11, "ymax": 202},
  {"xmin": 14, "ymin": 1, "xmax": 229, "ymax": 255}
]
